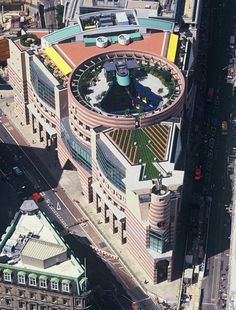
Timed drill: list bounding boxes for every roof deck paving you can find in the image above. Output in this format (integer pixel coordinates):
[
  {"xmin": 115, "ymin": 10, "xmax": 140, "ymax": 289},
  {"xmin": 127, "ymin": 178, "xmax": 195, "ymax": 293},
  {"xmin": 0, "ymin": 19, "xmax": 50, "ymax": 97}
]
[{"xmin": 56, "ymin": 32, "xmax": 168, "ymax": 67}]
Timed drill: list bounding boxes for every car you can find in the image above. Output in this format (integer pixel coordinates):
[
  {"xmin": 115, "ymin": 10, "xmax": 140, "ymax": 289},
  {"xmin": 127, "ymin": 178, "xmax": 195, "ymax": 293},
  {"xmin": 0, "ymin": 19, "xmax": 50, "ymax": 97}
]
[
  {"xmin": 206, "ymin": 161, "xmax": 213, "ymax": 171},
  {"xmin": 12, "ymin": 166, "xmax": 23, "ymax": 176},
  {"xmin": 32, "ymin": 192, "xmax": 43, "ymax": 202},
  {"xmin": 207, "ymin": 150, "xmax": 214, "ymax": 159},
  {"xmin": 209, "ymin": 138, "xmax": 215, "ymax": 148},
  {"xmin": 195, "ymin": 165, "xmax": 202, "ymax": 181}
]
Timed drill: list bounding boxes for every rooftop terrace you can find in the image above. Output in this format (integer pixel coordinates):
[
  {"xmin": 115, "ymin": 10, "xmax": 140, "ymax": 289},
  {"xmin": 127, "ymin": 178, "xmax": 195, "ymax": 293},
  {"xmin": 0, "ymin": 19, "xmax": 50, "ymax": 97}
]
[{"xmin": 108, "ymin": 124, "xmax": 170, "ymax": 179}]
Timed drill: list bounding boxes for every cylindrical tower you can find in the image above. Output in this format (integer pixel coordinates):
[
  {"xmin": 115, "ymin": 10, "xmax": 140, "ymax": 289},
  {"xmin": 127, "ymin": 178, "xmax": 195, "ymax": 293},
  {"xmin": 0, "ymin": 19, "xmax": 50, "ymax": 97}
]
[{"xmin": 149, "ymin": 184, "xmax": 171, "ymax": 233}]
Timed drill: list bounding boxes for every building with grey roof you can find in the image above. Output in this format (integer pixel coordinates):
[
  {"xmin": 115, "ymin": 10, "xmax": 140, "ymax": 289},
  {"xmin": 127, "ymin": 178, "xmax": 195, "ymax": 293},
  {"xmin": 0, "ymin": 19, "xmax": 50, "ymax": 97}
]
[{"xmin": 0, "ymin": 201, "xmax": 92, "ymax": 310}]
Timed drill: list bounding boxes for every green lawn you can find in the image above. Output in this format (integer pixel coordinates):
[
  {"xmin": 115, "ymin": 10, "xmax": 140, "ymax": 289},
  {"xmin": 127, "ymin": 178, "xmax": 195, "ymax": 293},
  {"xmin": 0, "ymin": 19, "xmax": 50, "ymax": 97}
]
[{"xmin": 132, "ymin": 129, "xmax": 160, "ymax": 180}]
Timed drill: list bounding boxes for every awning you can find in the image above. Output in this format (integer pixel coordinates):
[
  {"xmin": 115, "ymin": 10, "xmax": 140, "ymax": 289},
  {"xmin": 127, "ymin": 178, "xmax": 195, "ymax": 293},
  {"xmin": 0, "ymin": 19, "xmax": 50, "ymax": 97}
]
[
  {"xmin": 17, "ymin": 271, "xmax": 26, "ymax": 276},
  {"xmin": 44, "ymin": 47, "xmax": 72, "ymax": 76},
  {"xmin": 62, "ymin": 279, "xmax": 71, "ymax": 284},
  {"xmin": 3, "ymin": 269, "xmax": 12, "ymax": 274},
  {"xmin": 39, "ymin": 275, "xmax": 48, "ymax": 280},
  {"xmin": 167, "ymin": 33, "xmax": 178, "ymax": 63},
  {"xmin": 51, "ymin": 277, "xmax": 59, "ymax": 283},
  {"xmin": 29, "ymin": 273, "xmax": 37, "ymax": 279}
]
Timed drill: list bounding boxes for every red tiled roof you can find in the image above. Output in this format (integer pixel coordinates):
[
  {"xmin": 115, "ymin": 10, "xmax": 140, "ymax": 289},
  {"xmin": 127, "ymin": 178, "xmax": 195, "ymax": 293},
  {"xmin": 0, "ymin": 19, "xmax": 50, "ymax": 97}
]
[{"xmin": 56, "ymin": 32, "xmax": 168, "ymax": 68}]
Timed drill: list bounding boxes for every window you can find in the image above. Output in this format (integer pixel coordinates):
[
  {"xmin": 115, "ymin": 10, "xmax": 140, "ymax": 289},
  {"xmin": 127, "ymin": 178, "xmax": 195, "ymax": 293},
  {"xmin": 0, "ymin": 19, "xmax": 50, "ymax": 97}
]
[
  {"xmin": 6, "ymin": 299, "xmax": 11, "ymax": 306},
  {"xmin": 29, "ymin": 276, "xmax": 37, "ymax": 287},
  {"xmin": 39, "ymin": 277, "xmax": 47, "ymax": 288},
  {"xmin": 52, "ymin": 296, "xmax": 57, "ymax": 303},
  {"xmin": 149, "ymin": 231, "xmax": 169, "ymax": 254},
  {"xmin": 62, "ymin": 282, "xmax": 70, "ymax": 293},
  {"xmin": 40, "ymin": 306, "xmax": 47, "ymax": 310},
  {"xmin": 5, "ymin": 288, "xmax": 10, "ymax": 294},
  {"xmin": 29, "ymin": 304, "xmax": 36, "ymax": 310},
  {"xmin": 19, "ymin": 290, "xmax": 24, "ymax": 298},
  {"xmin": 18, "ymin": 273, "xmax": 26, "ymax": 285},
  {"xmin": 51, "ymin": 279, "xmax": 59, "ymax": 290},
  {"xmin": 63, "ymin": 299, "xmax": 69, "ymax": 305},
  {"xmin": 96, "ymin": 143, "xmax": 126, "ymax": 192},
  {"xmin": 41, "ymin": 295, "xmax": 46, "ymax": 301},
  {"xmin": 30, "ymin": 293, "xmax": 35, "ymax": 300},
  {"xmin": 3, "ymin": 270, "xmax": 12, "ymax": 282},
  {"xmin": 19, "ymin": 301, "xmax": 25, "ymax": 309}
]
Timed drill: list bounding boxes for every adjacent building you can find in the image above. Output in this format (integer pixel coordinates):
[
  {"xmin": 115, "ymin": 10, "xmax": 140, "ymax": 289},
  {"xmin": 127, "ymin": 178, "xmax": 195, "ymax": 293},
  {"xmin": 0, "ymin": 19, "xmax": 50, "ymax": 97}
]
[
  {"xmin": 7, "ymin": 9, "xmax": 195, "ymax": 284},
  {"xmin": 0, "ymin": 200, "xmax": 92, "ymax": 310}
]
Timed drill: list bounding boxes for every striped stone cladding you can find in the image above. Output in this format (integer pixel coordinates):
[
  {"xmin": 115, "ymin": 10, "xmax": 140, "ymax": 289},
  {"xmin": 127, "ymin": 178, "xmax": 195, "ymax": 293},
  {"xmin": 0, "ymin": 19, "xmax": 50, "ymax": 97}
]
[{"xmin": 149, "ymin": 191, "xmax": 171, "ymax": 233}]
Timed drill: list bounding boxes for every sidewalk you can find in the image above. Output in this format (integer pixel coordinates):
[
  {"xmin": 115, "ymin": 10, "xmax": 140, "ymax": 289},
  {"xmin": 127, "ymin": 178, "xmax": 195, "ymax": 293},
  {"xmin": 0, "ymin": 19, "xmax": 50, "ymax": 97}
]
[{"xmin": 0, "ymin": 91, "xmax": 181, "ymax": 305}]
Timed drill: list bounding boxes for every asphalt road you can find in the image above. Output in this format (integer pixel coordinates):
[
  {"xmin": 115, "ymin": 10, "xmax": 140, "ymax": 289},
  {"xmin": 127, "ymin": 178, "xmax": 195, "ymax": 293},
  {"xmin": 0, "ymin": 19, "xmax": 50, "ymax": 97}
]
[
  {"xmin": 196, "ymin": 0, "xmax": 235, "ymax": 308},
  {"xmin": 0, "ymin": 110, "xmax": 130, "ymax": 310},
  {"xmin": 0, "ymin": 106, "xmax": 160, "ymax": 309}
]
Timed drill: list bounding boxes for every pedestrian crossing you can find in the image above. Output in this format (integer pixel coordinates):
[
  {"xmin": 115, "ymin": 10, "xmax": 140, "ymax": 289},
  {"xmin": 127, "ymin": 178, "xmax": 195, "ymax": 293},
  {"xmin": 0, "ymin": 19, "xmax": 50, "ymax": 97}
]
[{"xmin": 48, "ymin": 204, "xmax": 68, "ymax": 227}]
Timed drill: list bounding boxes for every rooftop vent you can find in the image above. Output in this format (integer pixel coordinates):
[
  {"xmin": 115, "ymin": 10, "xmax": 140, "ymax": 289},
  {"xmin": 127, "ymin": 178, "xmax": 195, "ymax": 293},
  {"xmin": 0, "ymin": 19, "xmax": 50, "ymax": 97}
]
[
  {"xmin": 118, "ymin": 34, "xmax": 130, "ymax": 46},
  {"xmin": 96, "ymin": 36, "xmax": 109, "ymax": 48}
]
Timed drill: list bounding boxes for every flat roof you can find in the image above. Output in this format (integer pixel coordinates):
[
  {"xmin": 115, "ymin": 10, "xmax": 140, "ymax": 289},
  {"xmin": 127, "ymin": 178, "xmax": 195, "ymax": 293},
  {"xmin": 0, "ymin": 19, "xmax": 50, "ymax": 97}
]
[
  {"xmin": 44, "ymin": 46, "xmax": 73, "ymax": 76},
  {"xmin": 138, "ymin": 18, "xmax": 173, "ymax": 31},
  {"xmin": 56, "ymin": 32, "xmax": 168, "ymax": 67},
  {"xmin": 0, "ymin": 205, "xmax": 84, "ymax": 279},
  {"xmin": 43, "ymin": 24, "xmax": 82, "ymax": 44}
]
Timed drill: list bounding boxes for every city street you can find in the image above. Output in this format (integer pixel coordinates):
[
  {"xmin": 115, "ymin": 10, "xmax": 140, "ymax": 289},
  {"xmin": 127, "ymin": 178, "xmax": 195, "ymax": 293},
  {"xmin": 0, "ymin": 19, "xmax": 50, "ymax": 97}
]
[
  {"xmin": 0, "ymin": 107, "xmax": 159, "ymax": 309},
  {"xmin": 193, "ymin": 0, "xmax": 234, "ymax": 309}
]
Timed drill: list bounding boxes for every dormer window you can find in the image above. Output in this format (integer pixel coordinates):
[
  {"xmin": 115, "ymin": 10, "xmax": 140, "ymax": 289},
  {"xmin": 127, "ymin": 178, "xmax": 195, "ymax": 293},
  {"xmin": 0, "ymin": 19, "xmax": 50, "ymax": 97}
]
[
  {"xmin": 51, "ymin": 278, "xmax": 59, "ymax": 290},
  {"xmin": 62, "ymin": 280, "xmax": 70, "ymax": 293},
  {"xmin": 17, "ymin": 271, "xmax": 26, "ymax": 285},
  {"xmin": 29, "ymin": 274, "xmax": 37, "ymax": 286},
  {"xmin": 39, "ymin": 275, "xmax": 48, "ymax": 288},
  {"xmin": 3, "ymin": 269, "xmax": 12, "ymax": 282}
]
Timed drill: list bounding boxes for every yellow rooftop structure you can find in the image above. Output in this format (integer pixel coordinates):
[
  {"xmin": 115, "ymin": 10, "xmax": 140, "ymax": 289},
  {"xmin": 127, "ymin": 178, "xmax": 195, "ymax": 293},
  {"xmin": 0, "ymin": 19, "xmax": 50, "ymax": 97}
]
[
  {"xmin": 167, "ymin": 33, "xmax": 179, "ymax": 63},
  {"xmin": 44, "ymin": 46, "xmax": 72, "ymax": 76}
]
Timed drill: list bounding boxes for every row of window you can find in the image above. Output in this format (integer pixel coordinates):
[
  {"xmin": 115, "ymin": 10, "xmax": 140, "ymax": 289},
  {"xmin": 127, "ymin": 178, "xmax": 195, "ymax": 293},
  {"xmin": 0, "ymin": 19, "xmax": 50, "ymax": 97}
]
[
  {"xmin": 4, "ymin": 287, "xmax": 70, "ymax": 305},
  {"xmin": 3, "ymin": 272, "xmax": 70, "ymax": 293},
  {"xmin": 30, "ymin": 62, "xmax": 55, "ymax": 109},
  {"xmin": 97, "ymin": 144, "xmax": 126, "ymax": 193},
  {"xmin": 149, "ymin": 230, "xmax": 169, "ymax": 254},
  {"xmin": 61, "ymin": 120, "xmax": 92, "ymax": 172},
  {"xmin": 3, "ymin": 298, "xmax": 70, "ymax": 309}
]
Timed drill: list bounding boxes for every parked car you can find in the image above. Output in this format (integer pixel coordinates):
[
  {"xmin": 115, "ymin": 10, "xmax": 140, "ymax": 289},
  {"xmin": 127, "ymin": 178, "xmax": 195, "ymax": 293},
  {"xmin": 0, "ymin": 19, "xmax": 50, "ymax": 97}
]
[
  {"xmin": 194, "ymin": 165, "xmax": 202, "ymax": 181},
  {"xmin": 12, "ymin": 166, "xmax": 23, "ymax": 176},
  {"xmin": 32, "ymin": 192, "xmax": 43, "ymax": 202}
]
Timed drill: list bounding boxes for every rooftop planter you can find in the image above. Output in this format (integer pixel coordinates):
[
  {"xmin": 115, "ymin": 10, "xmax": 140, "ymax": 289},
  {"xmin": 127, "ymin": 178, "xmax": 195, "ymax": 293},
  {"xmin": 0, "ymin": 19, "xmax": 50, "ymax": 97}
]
[{"xmin": 20, "ymin": 33, "xmax": 41, "ymax": 47}]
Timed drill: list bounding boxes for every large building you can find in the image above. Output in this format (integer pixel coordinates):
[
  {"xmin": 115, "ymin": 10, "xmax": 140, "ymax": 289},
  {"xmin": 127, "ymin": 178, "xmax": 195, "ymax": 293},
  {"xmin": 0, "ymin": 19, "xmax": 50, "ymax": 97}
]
[
  {"xmin": 0, "ymin": 200, "xmax": 92, "ymax": 310},
  {"xmin": 7, "ymin": 9, "xmax": 194, "ymax": 285}
]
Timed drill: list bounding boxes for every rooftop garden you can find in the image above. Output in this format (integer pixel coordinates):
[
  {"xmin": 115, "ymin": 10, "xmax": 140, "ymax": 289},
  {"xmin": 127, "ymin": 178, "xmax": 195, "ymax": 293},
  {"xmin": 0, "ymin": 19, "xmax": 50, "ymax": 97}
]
[
  {"xmin": 20, "ymin": 33, "xmax": 41, "ymax": 47},
  {"xmin": 78, "ymin": 60, "xmax": 175, "ymax": 114},
  {"xmin": 141, "ymin": 64, "xmax": 176, "ymax": 98},
  {"xmin": 109, "ymin": 124, "xmax": 170, "ymax": 180}
]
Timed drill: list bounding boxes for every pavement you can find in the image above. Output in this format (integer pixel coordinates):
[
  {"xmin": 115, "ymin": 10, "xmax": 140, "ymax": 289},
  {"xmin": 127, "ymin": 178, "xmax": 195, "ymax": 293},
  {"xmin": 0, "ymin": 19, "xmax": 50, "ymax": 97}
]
[{"xmin": 0, "ymin": 91, "xmax": 166, "ymax": 309}]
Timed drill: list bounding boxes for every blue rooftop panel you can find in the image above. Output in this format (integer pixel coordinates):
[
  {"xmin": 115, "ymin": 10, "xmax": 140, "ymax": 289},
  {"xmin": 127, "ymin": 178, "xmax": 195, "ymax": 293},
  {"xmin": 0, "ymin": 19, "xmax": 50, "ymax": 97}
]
[
  {"xmin": 44, "ymin": 24, "xmax": 82, "ymax": 44},
  {"xmin": 138, "ymin": 18, "xmax": 173, "ymax": 31}
]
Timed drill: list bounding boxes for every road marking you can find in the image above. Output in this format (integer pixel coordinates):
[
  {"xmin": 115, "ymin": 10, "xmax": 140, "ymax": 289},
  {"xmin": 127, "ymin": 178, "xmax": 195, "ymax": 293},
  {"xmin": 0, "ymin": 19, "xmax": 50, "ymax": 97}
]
[{"xmin": 2, "ymin": 121, "xmax": 140, "ymax": 294}]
